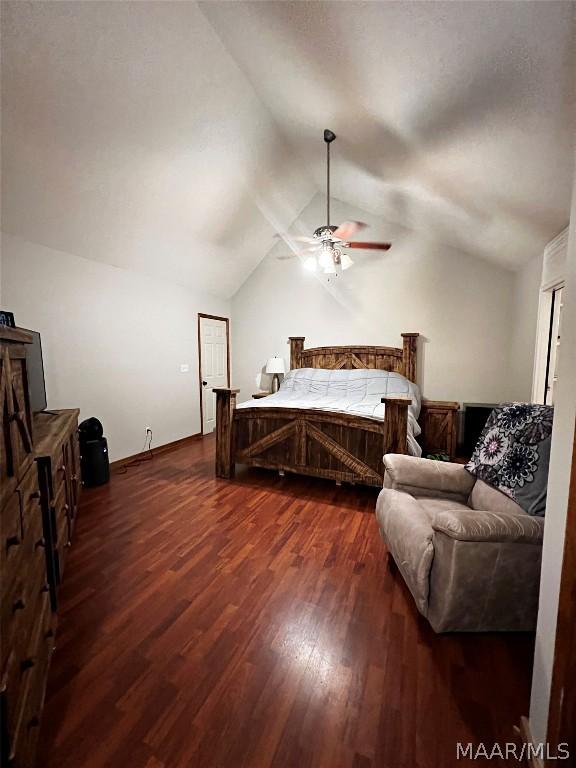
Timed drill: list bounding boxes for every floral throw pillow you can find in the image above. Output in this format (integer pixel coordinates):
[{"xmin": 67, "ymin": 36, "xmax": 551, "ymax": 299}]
[{"xmin": 465, "ymin": 403, "xmax": 554, "ymax": 517}]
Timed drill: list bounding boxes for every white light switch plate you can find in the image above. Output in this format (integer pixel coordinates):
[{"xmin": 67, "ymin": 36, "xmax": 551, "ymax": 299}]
[{"xmin": 180, "ymin": 363, "xmax": 190, "ymax": 373}]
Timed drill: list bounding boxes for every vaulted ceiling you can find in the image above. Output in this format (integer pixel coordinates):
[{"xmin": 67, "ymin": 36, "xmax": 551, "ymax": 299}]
[{"xmin": 2, "ymin": 1, "xmax": 574, "ymax": 297}]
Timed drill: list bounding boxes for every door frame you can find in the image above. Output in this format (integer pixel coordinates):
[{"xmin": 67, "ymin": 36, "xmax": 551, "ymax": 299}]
[
  {"xmin": 532, "ymin": 280, "xmax": 565, "ymax": 404},
  {"xmin": 197, "ymin": 313, "xmax": 231, "ymax": 436},
  {"xmin": 546, "ymin": 418, "xmax": 576, "ymax": 759}
]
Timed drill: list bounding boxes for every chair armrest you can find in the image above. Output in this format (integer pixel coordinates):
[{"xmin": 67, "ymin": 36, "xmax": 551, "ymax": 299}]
[
  {"xmin": 433, "ymin": 509, "xmax": 544, "ymax": 544},
  {"xmin": 383, "ymin": 454, "xmax": 475, "ymax": 499}
]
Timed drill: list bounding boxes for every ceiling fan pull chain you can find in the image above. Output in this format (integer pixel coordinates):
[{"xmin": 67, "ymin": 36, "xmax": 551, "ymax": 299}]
[{"xmin": 326, "ymin": 138, "xmax": 330, "ymax": 227}]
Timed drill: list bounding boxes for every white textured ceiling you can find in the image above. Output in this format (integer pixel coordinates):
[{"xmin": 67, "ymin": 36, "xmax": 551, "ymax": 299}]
[{"xmin": 1, "ymin": 1, "xmax": 575, "ymax": 298}]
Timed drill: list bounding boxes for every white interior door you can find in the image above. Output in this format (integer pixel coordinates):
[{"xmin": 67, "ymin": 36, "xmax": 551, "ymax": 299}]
[{"xmin": 199, "ymin": 316, "xmax": 229, "ymax": 434}]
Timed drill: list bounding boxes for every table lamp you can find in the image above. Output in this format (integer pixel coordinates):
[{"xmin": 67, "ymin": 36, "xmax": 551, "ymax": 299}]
[{"xmin": 266, "ymin": 356, "xmax": 285, "ymax": 393}]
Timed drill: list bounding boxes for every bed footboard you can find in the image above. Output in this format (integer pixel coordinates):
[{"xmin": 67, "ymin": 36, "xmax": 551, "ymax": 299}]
[{"xmin": 213, "ymin": 391, "xmax": 411, "ymax": 487}]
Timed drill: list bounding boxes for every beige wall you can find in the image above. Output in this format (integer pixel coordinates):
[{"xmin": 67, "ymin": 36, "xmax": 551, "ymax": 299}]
[
  {"xmin": 0, "ymin": 233, "xmax": 230, "ymax": 461},
  {"xmin": 231, "ymin": 195, "xmax": 524, "ymax": 405}
]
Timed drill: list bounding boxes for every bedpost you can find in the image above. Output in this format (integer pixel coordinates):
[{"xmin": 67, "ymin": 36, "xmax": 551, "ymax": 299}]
[
  {"xmin": 401, "ymin": 333, "xmax": 419, "ymax": 383},
  {"xmin": 382, "ymin": 397, "xmax": 411, "ymax": 455},
  {"xmin": 214, "ymin": 388, "xmax": 240, "ymax": 478},
  {"xmin": 288, "ymin": 337, "xmax": 305, "ymax": 370}
]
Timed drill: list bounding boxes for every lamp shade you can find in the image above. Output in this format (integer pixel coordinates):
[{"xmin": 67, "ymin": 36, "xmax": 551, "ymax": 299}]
[{"xmin": 266, "ymin": 356, "xmax": 285, "ymax": 374}]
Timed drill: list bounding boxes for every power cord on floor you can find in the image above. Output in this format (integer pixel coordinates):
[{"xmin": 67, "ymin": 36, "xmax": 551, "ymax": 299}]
[{"xmin": 117, "ymin": 429, "xmax": 154, "ymax": 474}]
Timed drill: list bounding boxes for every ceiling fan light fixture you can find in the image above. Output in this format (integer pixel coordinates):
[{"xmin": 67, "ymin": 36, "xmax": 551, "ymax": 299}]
[
  {"xmin": 319, "ymin": 247, "xmax": 334, "ymax": 269},
  {"xmin": 340, "ymin": 252, "xmax": 354, "ymax": 270},
  {"xmin": 303, "ymin": 255, "xmax": 317, "ymax": 272}
]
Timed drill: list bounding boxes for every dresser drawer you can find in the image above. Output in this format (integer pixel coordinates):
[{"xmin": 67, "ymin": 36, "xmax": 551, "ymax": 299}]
[
  {"xmin": 65, "ymin": 434, "xmax": 80, "ymax": 525},
  {"xmin": 52, "ymin": 484, "xmax": 72, "ymax": 583},
  {"xmin": 50, "ymin": 444, "xmax": 68, "ymax": 506},
  {"xmin": 1, "ymin": 467, "xmax": 42, "ymax": 596},
  {"xmin": 1, "ymin": 470, "xmax": 45, "ymax": 670},
  {"xmin": 51, "ymin": 484, "xmax": 70, "ymax": 546},
  {"xmin": 3, "ymin": 591, "xmax": 53, "ymax": 765},
  {"xmin": 1, "ymin": 492, "xmax": 25, "ymax": 612},
  {"xmin": 1, "ymin": 486, "xmax": 23, "ymax": 545},
  {"xmin": 71, "ymin": 431, "xmax": 80, "ymax": 474},
  {"xmin": 1, "ymin": 590, "xmax": 52, "ymax": 703},
  {"xmin": 19, "ymin": 467, "xmax": 43, "ymax": 544},
  {"xmin": 1, "ymin": 546, "xmax": 48, "ymax": 671}
]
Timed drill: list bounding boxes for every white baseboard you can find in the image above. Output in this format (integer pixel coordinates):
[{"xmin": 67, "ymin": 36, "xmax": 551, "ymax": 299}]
[{"xmin": 517, "ymin": 716, "xmax": 545, "ymax": 768}]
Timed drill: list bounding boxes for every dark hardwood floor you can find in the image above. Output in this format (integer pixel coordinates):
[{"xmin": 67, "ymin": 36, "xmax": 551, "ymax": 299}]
[{"xmin": 37, "ymin": 436, "xmax": 534, "ymax": 768}]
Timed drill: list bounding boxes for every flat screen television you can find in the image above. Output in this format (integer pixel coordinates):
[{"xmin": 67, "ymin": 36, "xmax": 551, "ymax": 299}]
[{"xmin": 23, "ymin": 329, "xmax": 47, "ymax": 412}]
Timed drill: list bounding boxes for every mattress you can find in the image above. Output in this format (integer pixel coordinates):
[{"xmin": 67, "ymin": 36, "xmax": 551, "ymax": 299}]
[{"xmin": 236, "ymin": 367, "xmax": 422, "ymax": 457}]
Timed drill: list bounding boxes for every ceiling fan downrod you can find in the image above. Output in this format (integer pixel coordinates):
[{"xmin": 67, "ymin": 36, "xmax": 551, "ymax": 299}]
[{"xmin": 324, "ymin": 129, "xmax": 336, "ymax": 227}]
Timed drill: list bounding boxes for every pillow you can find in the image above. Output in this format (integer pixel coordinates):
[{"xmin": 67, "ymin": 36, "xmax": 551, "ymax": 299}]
[{"xmin": 465, "ymin": 403, "xmax": 553, "ymax": 517}]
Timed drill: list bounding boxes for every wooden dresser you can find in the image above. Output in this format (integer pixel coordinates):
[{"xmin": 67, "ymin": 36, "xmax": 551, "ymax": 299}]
[{"xmin": 0, "ymin": 328, "xmax": 81, "ymax": 767}]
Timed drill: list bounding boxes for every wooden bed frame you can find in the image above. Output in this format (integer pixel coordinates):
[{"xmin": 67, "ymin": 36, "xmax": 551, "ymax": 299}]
[{"xmin": 213, "ymin": 333, "xmax": 419, "ymax": 488}]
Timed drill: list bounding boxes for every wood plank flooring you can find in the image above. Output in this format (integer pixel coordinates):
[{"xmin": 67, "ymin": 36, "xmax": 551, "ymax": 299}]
[{"xmin": 37, "ymin": 437, "xmax": 534, "ymax": 768}]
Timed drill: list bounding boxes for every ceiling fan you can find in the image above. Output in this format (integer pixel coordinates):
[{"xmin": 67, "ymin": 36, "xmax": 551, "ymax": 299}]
[{"xmin": 276, "ymin": 129, "xmax": 392, "ymax": 275}]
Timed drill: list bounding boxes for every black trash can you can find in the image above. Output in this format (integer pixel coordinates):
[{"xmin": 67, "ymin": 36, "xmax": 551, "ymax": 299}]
[{"xmin": 79, "ymin": 418, "xmax": 110, "ymax": 487}]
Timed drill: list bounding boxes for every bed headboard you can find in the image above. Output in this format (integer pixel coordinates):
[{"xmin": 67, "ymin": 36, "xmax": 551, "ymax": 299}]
[{"xmin": 288, "ymin": 333, "xmax": 419, "ymax": 384}]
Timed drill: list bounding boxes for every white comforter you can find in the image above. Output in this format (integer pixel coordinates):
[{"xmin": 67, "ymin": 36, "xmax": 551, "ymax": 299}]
[{"xmin": 237, "ymin": 368, "xmax": 422, "ymax": 457}]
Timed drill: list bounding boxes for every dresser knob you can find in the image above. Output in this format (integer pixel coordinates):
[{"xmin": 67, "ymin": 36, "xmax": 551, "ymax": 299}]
[
  {"xmin": 12, "ymin": 598, "xmax": 25, "ymax": 612},
  {"xmin": 6, "ymin": 535, "xmax": 21, "ymax": 549},
  {"xmin": 30, "ymin": 491, "xmax": 41, "ymax": 500},
  {"xmin": 35, "ymin": 537, "xmax": 46, "ymax": 549},
  {"xmin": 64, "ymin": 504, "xmax": 70, "ymax": 511},
  {"xmin": 21, "ymin": 657, "xmax": 35, "ymax": 672},
  {"xmin": 60, "ymin": 465, "xmax": 66, "ymax": 472}
]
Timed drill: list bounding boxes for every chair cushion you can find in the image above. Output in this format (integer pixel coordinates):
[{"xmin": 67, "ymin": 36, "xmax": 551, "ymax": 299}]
[
  {"xmin": 468, "ymin": 479, "xmax": 524, "ymax": 516},
  {"xmin": 420, "ymin": 497, "xmax": 473, "ymax": 517}
]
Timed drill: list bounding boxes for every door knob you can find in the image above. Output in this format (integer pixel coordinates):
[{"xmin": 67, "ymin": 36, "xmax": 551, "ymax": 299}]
[{"xmin": 202, "ymin": 380, "xmax": 207, "ymax": 386}]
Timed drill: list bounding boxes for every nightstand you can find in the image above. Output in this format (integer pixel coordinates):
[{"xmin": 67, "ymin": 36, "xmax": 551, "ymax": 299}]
[
  {"xmin": 419, "ymin": 400, "xmax": 460, "ymax": 459},
  {"xmin": 252, "ymin": 392, "xmax": 270, "ymax": 399}
]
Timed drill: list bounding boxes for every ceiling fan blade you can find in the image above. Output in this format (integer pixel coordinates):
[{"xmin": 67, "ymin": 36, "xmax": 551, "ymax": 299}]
[
  {"xmin": 332, "ymin": 221, "xmax": 367, "ymax": 240},
  {"xmin": 276, "ymin": 245, "xmax": 322, "ymax": 261},
  {"xmin": 346, "ymin": 241, "xmax": 392, "ymax": 251},
  {"xmin": 274, "ymin": 233, "xmax": 317, "ymax": 244}
]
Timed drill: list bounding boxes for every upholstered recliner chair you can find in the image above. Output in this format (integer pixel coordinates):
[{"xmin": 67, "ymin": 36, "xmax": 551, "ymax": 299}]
[{"xmin": 376, "ymin": 455, "xmax": 544, "ymax": 632}]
